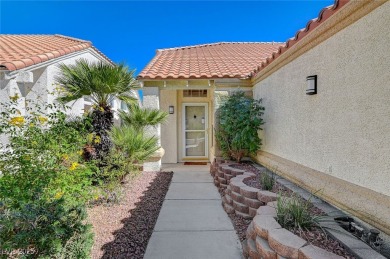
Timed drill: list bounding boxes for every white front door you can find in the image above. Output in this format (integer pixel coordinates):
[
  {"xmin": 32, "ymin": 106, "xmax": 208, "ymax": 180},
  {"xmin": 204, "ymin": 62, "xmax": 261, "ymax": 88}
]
[{"xmin": 183, "ymin": 103, "xmax": 208, "ymax": 159}]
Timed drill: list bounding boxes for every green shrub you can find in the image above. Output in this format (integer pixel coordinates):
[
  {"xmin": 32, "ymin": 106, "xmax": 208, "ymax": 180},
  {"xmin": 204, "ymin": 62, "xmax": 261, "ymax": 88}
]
[
  {"xmin": 275, "ymin": 193, "xmax": 321, "ymax": 231},
  {"xmin": 0, "ymin": 98, "xmax": 94, "ymax": 257},
  {"xmin": 110, "ymin": 126, "xmax": 160, "ymax": 164},
  {"xmin": 215, "ymin": 91, "xmax": 264, "ymax": 162},
  {"xmin": 260, "ymin": 172, "xmax": 275, "ymax": 191}
]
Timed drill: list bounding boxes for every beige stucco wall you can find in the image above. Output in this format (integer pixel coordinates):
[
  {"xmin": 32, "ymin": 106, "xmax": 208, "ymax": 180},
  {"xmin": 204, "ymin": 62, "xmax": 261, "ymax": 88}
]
[
  {"xmin": 160, "ymin": 89, "xmax": 178, "ymax": 163},
  {"xmin": 254, "ymin": 2, "xmax": 390, "ymax": 197}
]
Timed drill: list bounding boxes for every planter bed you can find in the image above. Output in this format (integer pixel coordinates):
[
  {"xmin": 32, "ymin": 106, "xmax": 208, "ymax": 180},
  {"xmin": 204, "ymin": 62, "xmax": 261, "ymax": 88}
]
[
  {"xmin": 211, "ymin": 159, "xmax": 359, "ymax": 258},
  {"xmin": 88, "ymin": 171, "xmax": 173, "ymax": 259}
]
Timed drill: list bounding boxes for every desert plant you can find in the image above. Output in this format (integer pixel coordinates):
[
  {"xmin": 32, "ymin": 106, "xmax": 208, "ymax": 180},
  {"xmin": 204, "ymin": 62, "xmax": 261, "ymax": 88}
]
[
  {"xmin": 55, "ymin": 58, "xmax": 138, "ymax": 159},
  {"xmin": 110, "ymin": 126, "xmax": 160, "ymax": 164},
  {"xmin": 275, "ymin": 193, "xmax": 322, "ymax": 231},
  {"xmin": 215, "ymin": 91, "xmax": 264, "ymax": 162},
  {"xmin": 119, "ymin": 103, "xmax": 168, "ymax": 131},
  {"xmin": 260, "ymin": 172, "xmax": 275, "ymax": 191},
  {"xmin": 0, "ymin": 98, "xmax": 94, "ymax": 258}
]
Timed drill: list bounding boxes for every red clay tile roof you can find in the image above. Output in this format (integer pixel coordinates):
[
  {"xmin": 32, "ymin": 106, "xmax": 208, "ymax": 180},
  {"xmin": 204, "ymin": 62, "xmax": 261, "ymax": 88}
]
[
  {"xmin": 137, "ymin": 42, "xmax": 284, "ymax": 80},
  {"xmin": 0, "ymin": 34, "xmax": 113, "ymax": 71},
  {"xmin": 252, "ymin": 0, "xmax": 349, "ymax": 77}
]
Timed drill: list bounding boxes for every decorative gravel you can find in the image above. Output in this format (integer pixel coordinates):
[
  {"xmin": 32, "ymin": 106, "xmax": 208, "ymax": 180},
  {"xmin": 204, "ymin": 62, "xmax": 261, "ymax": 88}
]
[
  {"xmin": 88, "ymin": 171, "xmax": 173, "ymax": 259},
  {"xmin": 219, "ymin": 162, "xmax": 355, "ymax": 258}
]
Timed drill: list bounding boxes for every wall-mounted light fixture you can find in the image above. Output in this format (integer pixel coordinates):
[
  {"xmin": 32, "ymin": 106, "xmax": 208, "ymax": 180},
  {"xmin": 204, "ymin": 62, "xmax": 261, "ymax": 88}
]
[
  {"xmin": 169, "ymin": 105, "xmax": 174, "ymax": 114},
  {"xmin": 306, "ymin": 75, "xmax": 317, "ymax": 95}
]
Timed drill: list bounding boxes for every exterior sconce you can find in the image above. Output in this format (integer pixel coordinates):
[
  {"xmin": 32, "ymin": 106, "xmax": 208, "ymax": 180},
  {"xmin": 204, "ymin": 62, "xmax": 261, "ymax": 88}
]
[
  {"xmin": 169, "ymin": 105, "xmax": 174, "ymax": 114},
  {"xmin": 306, "ymin": 75, "xmax": 317, "ymax": 95}
]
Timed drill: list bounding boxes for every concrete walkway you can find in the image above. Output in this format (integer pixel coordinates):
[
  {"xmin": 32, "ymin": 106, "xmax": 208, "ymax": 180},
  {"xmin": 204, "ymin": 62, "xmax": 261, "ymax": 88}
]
[{"xmin": 144, "ymin": 164, "xmax": 242, "ymax": 259}]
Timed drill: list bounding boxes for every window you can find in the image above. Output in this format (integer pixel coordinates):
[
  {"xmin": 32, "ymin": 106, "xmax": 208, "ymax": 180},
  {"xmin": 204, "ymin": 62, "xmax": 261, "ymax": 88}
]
[{"xmin": 183, "ymin": 89, "xmax": 207, "ymax": 97}]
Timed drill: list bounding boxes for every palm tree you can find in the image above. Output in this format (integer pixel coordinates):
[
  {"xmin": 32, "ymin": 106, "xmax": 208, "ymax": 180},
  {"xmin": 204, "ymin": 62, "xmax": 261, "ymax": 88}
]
[
  {"xmin": 55, "ymin": 58, "xmax": 138, "ymax": 159},
  {"xmin": 118, "ymin": 103, "xmax": 168, "ymax": 131},
  {"xmin": 109, "ymin": 102, "xmax": 168, "ymax": 165}
]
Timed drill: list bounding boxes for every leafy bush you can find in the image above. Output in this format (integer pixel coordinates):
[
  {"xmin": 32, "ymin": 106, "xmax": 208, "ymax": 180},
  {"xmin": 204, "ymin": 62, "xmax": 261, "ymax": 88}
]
[
  {"xmin": 215, "ymin": 91, "xmax": 265, "ymax": 162},
  {"xmin": 0, "ymin": 98, "xmax": 94, "ymax": 257}
]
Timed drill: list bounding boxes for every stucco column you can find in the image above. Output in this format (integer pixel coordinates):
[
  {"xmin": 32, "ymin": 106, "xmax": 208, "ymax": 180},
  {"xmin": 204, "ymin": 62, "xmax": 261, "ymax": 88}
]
[{"xmin": 142, "ymin": 87, "xmax": 163, "ymax": 171}]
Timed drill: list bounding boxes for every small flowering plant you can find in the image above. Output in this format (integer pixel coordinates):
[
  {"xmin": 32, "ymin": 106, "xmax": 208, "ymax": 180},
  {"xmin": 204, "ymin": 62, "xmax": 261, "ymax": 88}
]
[{"xmin": 0, "ymin": 96, "xmax": 95, "ymax": 256}]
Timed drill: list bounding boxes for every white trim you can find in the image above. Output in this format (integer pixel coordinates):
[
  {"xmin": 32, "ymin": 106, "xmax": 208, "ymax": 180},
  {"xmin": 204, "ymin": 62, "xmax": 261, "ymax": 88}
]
[{"xmin": 182, "ymin": 103, "xmax": 209, "ymax": 159}]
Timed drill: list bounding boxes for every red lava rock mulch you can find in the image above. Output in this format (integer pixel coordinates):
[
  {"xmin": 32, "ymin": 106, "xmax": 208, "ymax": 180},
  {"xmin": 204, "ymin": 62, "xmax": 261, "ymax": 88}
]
[{"xmin": 88, "ymin": 171, "xmax": 173, "ymax": 259}]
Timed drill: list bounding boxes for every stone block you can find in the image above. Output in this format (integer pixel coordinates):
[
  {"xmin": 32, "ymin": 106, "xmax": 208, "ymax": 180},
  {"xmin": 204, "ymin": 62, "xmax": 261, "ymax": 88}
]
[
  {"xmin": 249, "ymin": 207, "xmax": 257, "ymax": 218},
  {"xmin": 243, "ymin": 172, "xmax": 256, "ymax": 178},
  {"xmin": 240, "ymin": 186, "xmax": 259, "ymax": 199},
  {"xmin": 255, "ymin": 236, "xmax": 277, "ymax": 259},
  {"xmin": 268, "ymin": 228, "xmax": 307, "ymax": 259},
  {"xmin": 244, "ymin": 197, "xmax": 263, "ymax": 209},
  {"xmin": 246, "ymin": 221, "xmax": 256, "ymax": 240},
  {"xmin": 225, "ymin": 194, "xmax": 233, "ymax": 205},
  {"xmin": 233, "ymin": 200, "xmax": 249, "ymax": 213},
  {"xmin": 230, "ymin": 180, "xmax": 245, "ymax": 193},
  {"xmin": 220, "ymin": 183, "xmax": 228, "ymax": 189},
  {"xmin": 225, "ymin": 174, "xmax": 234, "ymax": 181},
  {"xmin": 229, "ymin": 168, "xmax": 246, "ymax": 176},
  {"xmin": 231, "ymin": 191, "xmax": 245, "ymax": 203},
  {"xmin": 248, "ymin": 238, "xmax": 261, "ymax": 259},
  {"xmin": 235, "ymin": 210, "xmax": 252, "ymax": 219},
  {"xmin": 218, "ymin": 176, "xmax": 227, "ymax": 184},
  {"xmin": 217, "ymin": 170, "xmax": 225, "ymax": 177},
  {"xmin": 298, "ymin": 245, "xmax": 343, "ymax": 259},
  {"xmin": 223, "ymin": 202, "xmax": 235, "ymax": 214},
  {"xmin": 258, "ymin": 190, "xmax": 278, "ymax": 204},
  {"xmin": 253, "ymin": 215, "xmax": 282, "ymax": 240},
  {"xmin": 257, "ymin": 205, "xmax": 277, "ymax": 217}
]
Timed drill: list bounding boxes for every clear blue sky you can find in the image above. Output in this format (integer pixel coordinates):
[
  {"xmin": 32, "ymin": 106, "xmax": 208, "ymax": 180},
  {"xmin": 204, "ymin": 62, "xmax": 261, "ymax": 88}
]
[{"xmin": 1, "ymin": 1, "xmax": 333, "ymax": 75}]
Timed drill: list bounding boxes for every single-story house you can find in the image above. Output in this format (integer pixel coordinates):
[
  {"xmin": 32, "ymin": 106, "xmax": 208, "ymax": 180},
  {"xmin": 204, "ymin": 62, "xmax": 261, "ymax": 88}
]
[
  {"xmin": 0, "ymin": 34, "xmax": 136, "ymax": 145},
  {"xmin": 138, "ymin": 0, "xmax": 390, "ymax": 235},
  {"xmin": 0, "ymin": 34, "xmax": 118, "ymax": 115}
]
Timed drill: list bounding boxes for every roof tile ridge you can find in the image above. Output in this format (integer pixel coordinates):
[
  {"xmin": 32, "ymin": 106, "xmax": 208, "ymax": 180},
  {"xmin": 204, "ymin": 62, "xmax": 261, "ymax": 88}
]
[
  {"xmin": 156, "ymin": 41, "xmax": 285, "ymax": 52},
  {"xmin": 251, "ymin": 0, "xmax": 349, "ymax": 78},
  {"xmin": 54, "ymin": 34, "xmax": 91, "ymax": 44}
]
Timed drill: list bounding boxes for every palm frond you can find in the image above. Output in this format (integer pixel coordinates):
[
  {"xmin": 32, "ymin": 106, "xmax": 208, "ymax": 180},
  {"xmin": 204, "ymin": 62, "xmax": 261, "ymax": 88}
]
[
  {"xmin": 110, "ymin": 126, "xmax": 160, "ymax": 163},
  {"xmin": 119, "ymin": 104, "xmax": 168, "ymax": 130},
  {"xmin": 55, "ymin": 59, "xmax": 138, "ymax": 108}
]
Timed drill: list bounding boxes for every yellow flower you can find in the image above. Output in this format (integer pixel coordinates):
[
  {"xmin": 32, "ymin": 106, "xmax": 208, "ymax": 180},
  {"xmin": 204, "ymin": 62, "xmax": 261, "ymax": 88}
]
[
  {"xmin": 77, "ymin": 150, "xmax": 83, "ymax": 156},
  {"xmin": 62, "ymin": 154, "xmax": 69, "ymax": 161},
  {"xmin": 94, "ymin": 135, "xmax": 101, "ymax": 144},
  {"xmin": 69, "ymin": 162, "xmax": 79, "ymax": 171},
  {"xmin": 10, "ymin": 94, "xmax": 19, "ymax": 102},
  {"xmin": 94, "ymin": 195, "xmax": 99, "ymax": 200},
  {"xmin": 9, "ymin": 116, "xmax": 25, "ymax": 126},
  {"xmin": 38, "ymin": 116, "xmax": 48, "ymax": 124},
  {"xmin": 87, "ymin": 133, "xmax": 94, "ymax": 143},
  {"xmin": 54, "ymin": 191, "xmax": 64, "ymax": 199}
]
